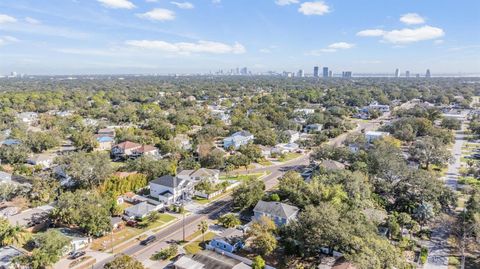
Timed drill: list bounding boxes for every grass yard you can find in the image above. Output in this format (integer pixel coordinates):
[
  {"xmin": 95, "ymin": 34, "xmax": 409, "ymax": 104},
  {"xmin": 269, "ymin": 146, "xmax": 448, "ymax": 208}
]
[
  {"xmin": 220, "ymin": 172, "xmax": 267, "ymax": 181},
  {"xmin": 458, "ymin": 176, "xmax": 480, "ymax": 187},
  {"xmin": 183, "ymin": 231, "xmax": 216, "ymax": 254},
  {"xmin": 278, "ymin": 152, "xmax": 302, "ymax": 162},
  {"xmin": 258, "ymin": 159, "xmax": 274, "ymax": 166},
  {"xmin": 90, "ymin": 213, "xmax": 176, "ymax": 252}
]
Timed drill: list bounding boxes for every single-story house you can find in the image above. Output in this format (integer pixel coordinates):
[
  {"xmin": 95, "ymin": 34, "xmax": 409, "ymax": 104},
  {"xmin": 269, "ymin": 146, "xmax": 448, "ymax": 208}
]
[
  {"xmin": 366, "ymin": 102, "xmax": 390, "ymax": 113},
  {"xmin": 207, "ymin": 228, "xmax": 244, "ymax": 253},
  {"xmin": 319, "ymin": 160, "xmax": 346, "ymax": 171},
  {"xmin": 272, "ymin": 143, "xmax": 299, "ymax": 154},
  {"xmin": 173, "ymin": 250, "xmax": 250, "ymax": 269},
  {"xmin": 54, "ymin": 228, "xmax": 91, "ymax": 253},
  {"xmin": 27, "ymin": 154, "xmax": 56, "ymax": 168},
  {"xmin": 177, "ymin": 168, "xmax": 220, "ymax": 183},
  {"xmin": 294, "ymin": 108, "xmax": 315, "ymax": 115},
  {"xmin": 95, "ymin": 135, "xmax": 114, "ymax": 151},
  {"xmin": 124, "ymin": 201, "xmax": 159, "ymax": 219},
  {"xmin": 223, "ymin": 131, "xmax": 254, "ymax": 150},
  {"xmin": 258, "ymin": 145, "xmax": 273, "ymax": 158},
  {"xmin": 253, "ymin": 201, "xmax": 299, "ymax": 226},
  {"xmin": 97, "ymin": 128, "xmax": 115, "ymax": 137},
  {"xmin": 283, "ymin": 130, "xmax": 300, "ymax": 143},
  {"xmin": 365, "ymin": 131, "xmax": 390, "ymax": 143},
  {"xmin": 304, "ymin": 124, "xmax": 323, "ymax": 133},
  {"xmin": 174, "ymin": 134, "xmax": 192, "ymax": 151},
  {"xmin": 0, "ymin": 171, "xmax": 12, "ymax": 184},
  {"xmin": 0, "ymin": 246, "xmax": 24, "ymax": 269},
  {"xmin": 149, "ymin": 175, "xmax": 194, "ymax": 205},
  {"xmin": 7, "ymin": 205, "xmax": 54, "ymax": 230},
  {"xmin": 17, "ymin": 112, "xmax": 38, "ymax": 124},
  {"xmin": 111, "ymin": 217, "xmax": 124, "ymax": 230}
]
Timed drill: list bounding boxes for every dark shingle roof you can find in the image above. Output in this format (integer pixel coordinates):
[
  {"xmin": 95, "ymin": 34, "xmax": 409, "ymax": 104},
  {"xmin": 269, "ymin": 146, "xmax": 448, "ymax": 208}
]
[
  {"xmin": 150, "ymin": 175, "xmax": 182, "ymax": 188},
  {"xmin": 253, "ymin": 201, "xmax": 299, "ymax": 219}
]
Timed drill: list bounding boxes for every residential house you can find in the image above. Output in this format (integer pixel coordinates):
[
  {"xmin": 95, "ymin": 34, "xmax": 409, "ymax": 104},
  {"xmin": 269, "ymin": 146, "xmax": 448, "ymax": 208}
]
[
  {"xmin": 303, "ymin": 124, "xmax": 323, "ymax": 133},
  {"xmin": 27, "ymin": 154, "xmax": 56, "ymax": 168},
  {"xmin": 0, "ymin": 246, "xmax": 24, "ymax": 269},
  {"xmin": 173, "ymin": 250, "xmax": 250, "ymax": 269},
  {"xmin": 365, "ymin": 131, "xmax": 390, "ymax": 143},
  {"xmin": 1, "ymin": 139, "xmax": 20, "ymax": 146},
  {"xmin": 110, "ymin": 217, "xmax": 124, "ymax": 230},
  {"xmin": 283, "ymin": 130, "xmax": 300, "ymax": 143},
  {"xmin": 294, "ymin": 108, "xmax": 315, "ymax": 115},
  {"xmin": 223, "ymin": 131, "xmax": 254, "ymax": 150},
  {"xmin": 7, "ymin": 205, "xmax": 54, "ymax": 230},
  {"xmin": 97, "ymin": 128, "xmax": 115, "ymax": 137},
  {"xmin": 55, "ymin": 228, "xmax": 91, "ymax": 253},
  {"xmin": 95, "ymin": 135, "xmax": 114, "ymax": 151},
  {"xmin": 207, "ymin": 228, "xmax": 244, "ymax": 253},
  {"xmin": 258, "ymin": 145, "xmax": 273, "ymax": 158},
  {"xmin": 177, "ymin": 168, "xmax": 220, "ymax": 183},
  {"xmin": 253, "ymin": 201, "xmax": 299, "ymax": 226},
  {"xmin": 0, "ymin": 171, "xmax": 12, "ymax": 184},
  {"xmin": 149, "ymin": 175, "xmax": 194, "ymax": 204},
  {"xmin": 319, "ymin": 160, "xmax": 346, "ymax": 171},
  {"xmin": 367, "ymin": 102, "xmax": 390, "ymax": 113},
  {"xmin": 124, "ymin": 201, "xmax": 159, "ymax": 219},
  {"xmin": 174, "ymin": 134, "xmax": 192, "ymax": 150},
  {"xmin": 272, "ymin": 143, "xmax": 299, "ymax": 154},
  {"xmin": 111, "ymin": 141, "xmax": 159, "ymax": 160},
  {"xmin": 17, "ymin": 112, "xmax": 38, "ymax": 124}
]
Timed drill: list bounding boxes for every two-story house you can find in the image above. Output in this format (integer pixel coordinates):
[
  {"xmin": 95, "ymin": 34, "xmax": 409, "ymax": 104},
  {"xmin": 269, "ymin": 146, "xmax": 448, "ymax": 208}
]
[
  {"xmin": 253, "ymin": 201, "xmax": 299, "ymax": 226},
  {"xmin": 149, "ymin": 175, "xmax": 194, "ymax": 204}
]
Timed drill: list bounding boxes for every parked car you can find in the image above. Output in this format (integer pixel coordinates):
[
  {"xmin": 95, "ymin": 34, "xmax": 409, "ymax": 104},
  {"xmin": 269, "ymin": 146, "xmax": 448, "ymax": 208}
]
[
  {"xmin": 69, "ymin": 251, "xmax": 86, "ymax": 260},
  {"xmin": 140, "ymin": 235, "xmax": 156, "ymax": 245},
  {"xmin": 126, "ymin": 220, "xmax": 138, "ymax": 227}
]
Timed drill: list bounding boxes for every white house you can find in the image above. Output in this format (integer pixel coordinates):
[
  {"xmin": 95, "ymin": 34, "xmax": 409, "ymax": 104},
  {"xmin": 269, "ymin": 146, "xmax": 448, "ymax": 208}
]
[
  {"xmin": 149, "ymin": 175, "xmax": 194, "ymax": 204},
  {"xmin": 124, "ymin": 202, "xmax": 159, "ymax": 219},
  {"xmin": 27, "ymin": 154, "xmax": 56, "ymax": 169},
  {"xmin": 177, "ymin": 168, "xmax": 220, "ymax": 183},
  {"xmin": 365, "ymin": 131, "xmax": 390, "ymax": 143},
  {"xmin": 55, "ymin": 228, "xmax": 91, "ymax": 253},
  {"xmin": 294, "ymin": 108, "xmax": 315, "ymax": 115},
  {"xmin": 368, "ymin": 102, "xmax": 390, "ymax": 113},
  {"xmin": 17, "ymin": 112, "xmax": 38, "ymax": 124},
  {"xmin": 283, "ymin": 130, "xmax": 300, "ymax": 143},
  {"xmin": 223, "ymin": 131, "xmax": 254, "ymax": 150},
  {"xmin": 273, "ymin": 143, "xmax": 299, "ymax": 154},
  {"xmin": 0, "ymin": 171, "xmax": 12, "ymax": 184}
]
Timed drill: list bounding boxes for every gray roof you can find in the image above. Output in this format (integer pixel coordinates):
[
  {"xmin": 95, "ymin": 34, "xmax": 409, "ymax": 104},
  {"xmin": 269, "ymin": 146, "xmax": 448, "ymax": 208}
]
[
  {"xmin": 320, "ymin": 160, "xmax": 346, "ymax": 170},
  {"xmin": 151, "ymin": 175, "xmax": 185, "ymax": 188},
  {"xmin": 124, "ymin": 202, "xmax": 156, "ymax": 217},
  {"xmin": 190, "ymin": 168, "xmax": 220, "ymax": 178},
  {"xmin": 175, "ymin": 250, "xmax": 249, "ymax": 269},
  {"xmin": 0, "ymin": 246, "xmax": 24, "ymax": 268},
  {"xmin": 0, "ymin": 171, "xmax": 12, "ymax": 183},
  {"xmin": 7, "ymin": 205, "xmax": 53, "ymax": 227},
  {"xmin": 253, "ymin": 201, "xmax": 299, "ymax": 219}
]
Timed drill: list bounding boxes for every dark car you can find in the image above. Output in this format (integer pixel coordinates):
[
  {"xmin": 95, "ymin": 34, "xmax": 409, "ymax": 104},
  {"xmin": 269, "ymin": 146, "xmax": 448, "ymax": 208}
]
[
  {"xmin": 140, "ymin": 235, "xmax": 157, "ymax": 245},
  {"xmin": 69, "ymin": 251, "xmax": 86, "ymax": 260},
  {"xmin": 126, "ymin": 220, "xmax": 138, "ymax": 227}
]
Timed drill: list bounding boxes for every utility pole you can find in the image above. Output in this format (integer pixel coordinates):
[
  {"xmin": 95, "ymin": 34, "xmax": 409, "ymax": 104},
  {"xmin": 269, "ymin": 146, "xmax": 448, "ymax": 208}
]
[{"xmin": 181, "ymin": 204, "xmax": 186, "ymax": 242}]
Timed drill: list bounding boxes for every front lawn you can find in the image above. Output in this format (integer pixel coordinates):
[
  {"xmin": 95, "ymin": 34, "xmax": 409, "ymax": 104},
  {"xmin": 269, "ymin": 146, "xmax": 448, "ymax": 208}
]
[
  {"xmin": 183, "ymin": 231, "xmax": 216, "ymax": 254},
  {"xmin": 278, "ymin": 152, "xmax": 302, "ymax": 162}
]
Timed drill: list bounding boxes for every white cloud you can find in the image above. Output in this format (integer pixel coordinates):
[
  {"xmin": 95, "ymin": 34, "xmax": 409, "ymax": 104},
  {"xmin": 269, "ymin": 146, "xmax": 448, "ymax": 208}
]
[
  {"xmin": 97, "ymin": 0, "xmax": 135, "ymax": 9},
  {"xmin": 434, "ymin": 39, "xmax": 444, "ymax": 45},
  {"xmin": 400, "ymin": 13, "xmax": 425, "ymax": 25},
  {"xmin": 298, "ymin": 1, "xmax": 330, "ymax": 16},
  {"xmin": 328, "ymin": 42, "xmax": 355, "ymax": 49},
  {"xmin": 307, "ymin": 42, "xmax": 354, "ymax": 55},
  {"xmin": 125, "ymin": 39, "xmax": 246, "ymax": 54},
  {"xmin": 0, "ymin": 14, "xmax": 17, "ymax": 24},
  {"xmin": 357, "ymin": 25, "xmax": 444, "ymax": 44},
  {"xmin": 356, "ymin": 29, "xmax": 385, "ymax": 37},
  {"xmin": 25, "ymin": 17, "xmax": 41, "ymax": 24},
  {"xmin": 383, "ymin": 25, "xmax": 444, "ymax": 44},
  {"xmin": 138, "ymin": 9, "xmax": 175, "ymax": 21},
  {"xmin": 275, "ymin": 0, "xmax": 299, "ymax": 6},
  {"xmin": 171, "ymin": 1, "xmax": 194, "ymax": 9},
  {"xmin": 0, "ymin": 36, "xmax": 18, "ymax": 46}
]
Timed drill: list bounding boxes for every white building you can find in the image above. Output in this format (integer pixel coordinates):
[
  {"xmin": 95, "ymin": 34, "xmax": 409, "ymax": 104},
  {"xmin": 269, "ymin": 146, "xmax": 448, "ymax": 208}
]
[
  {"xmin": 304, "ymin": 124, "xmax": 323, "ymax": 133},
  {"xmin": 294, "ymin": 108, "xmax": 315, "ymax": 115},
  {"xmin": 283, "ymin": 130, "xmax": 300, "ymax": 143},
  {"xmin": 223, "ymin": 131, "xmax": 254, "ymax": 150},
  {"xmin": 365, "ymin": 131, "xmax": 390, "ymax": 143},
  {"xmin": 149, "ymin": 175, "xmax": 194, "ymax": 205}
]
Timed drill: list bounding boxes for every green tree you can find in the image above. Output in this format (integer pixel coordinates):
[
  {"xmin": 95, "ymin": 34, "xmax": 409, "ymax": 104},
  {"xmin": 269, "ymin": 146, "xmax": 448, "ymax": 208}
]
[
  {"xmin": 198, "ymin": 220, "xmax": 208, "ymax": 244},
  {"xmin": 56, "ymin": 151, "xmax": 113, "ymax": 188},
  {"xmin": 0, "ymin": 218, "xmax": 30, "ymax": 247},
  {"xmin": 104, "ymin": 255, "xmax": 145, "ymax": 269},
  {"xmin": 0, "ymin": 144, "xmax": 30, "ymax": 164},
  {"xmin": 218, "ymin": 214, "xmax": 241, "ymax": 228},
  {"xmin": 17, "ymin": 230, "xmax": 71, "ymax": 268},
  {"xmin": 252, "ymin": 255, "xmax": 266, "ymax": 269},
  {"xmin": 408, "ymin": 137, "xmax": 451, "ymax": 170},
  {"xmin": 232, "ymin": 178, "xmax": 265, "ymax": 210},
  {"xmin": 247, "ymin": 216, "xmax": 277, "ymax": 256},
  {"xmin": 71, "ymin": 128, "xmax": 99, "ymax": 152}
]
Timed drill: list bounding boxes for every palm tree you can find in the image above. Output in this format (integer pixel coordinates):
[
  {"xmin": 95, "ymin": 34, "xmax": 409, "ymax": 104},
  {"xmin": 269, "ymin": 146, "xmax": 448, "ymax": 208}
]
[{"xmin": 197, "ymin": 220, "xmax": 208, "ymax": 245}]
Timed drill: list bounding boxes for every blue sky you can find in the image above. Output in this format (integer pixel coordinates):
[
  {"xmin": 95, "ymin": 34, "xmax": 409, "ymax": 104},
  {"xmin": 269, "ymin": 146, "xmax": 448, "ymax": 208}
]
[{"xmin": 0, "ymin": 0, "xmax": 479, "ymax": 75}]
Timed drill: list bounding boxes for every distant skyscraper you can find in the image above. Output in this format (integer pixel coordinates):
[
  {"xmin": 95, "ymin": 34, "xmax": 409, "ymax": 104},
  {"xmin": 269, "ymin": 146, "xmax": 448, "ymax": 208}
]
[
  {"xmin": 342, "ymin": 71, "xmax": 352, "ymax": 78},
  {"xmin": 297, "ymin": 69, "xmax": 304, "ymax": 77},
  {"xmin": 405, "ymin": 71, "xmax": 410, "ymax": 78},
  {"xmin": 240, "ymin": 67, "xmax": 248, "ymax": 75},
  {"xmin": 322, "ymin": 67, "xmax": 329, "ymax": 78},
  {"xmin": 416, "ymin": 74, "xmax": 420, "ymax": 78},
  {"xmin": 425, "ymin": 69, "xmax": 431, "ymax": 78},
  {"xmin": 313, "ymin": 66, "xmax": 319, "ymax": 77},
  {"xmin": 394, "ymin": 68, "xmax": 400, "ymax": 78},
  {"xmin": 328, "ymin": 70, "xmax": 333, "ymax": 77}
]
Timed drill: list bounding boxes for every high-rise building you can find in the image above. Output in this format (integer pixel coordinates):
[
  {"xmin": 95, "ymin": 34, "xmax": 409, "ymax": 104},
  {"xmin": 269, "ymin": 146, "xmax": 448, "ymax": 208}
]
[
  {"xmin": 342, "ymin": 71, "xmax": 352, "ymax": 78},
  {"xmin": 416, "ymin": 74, "xmax": 420, "ymax": 78},
  {"xmin": 328, "ymin": 70, "xmax": 333, "ymax": 77},
  {"xmin": 425, "ymin": 69, "xmax": 431, "ymax": 78},
  {"xmin": 405, "ymin": 71, "xmax": 410, "ymax": 78},
  {"xmin": 313, "ymin": 66, "xmax": 319, "ymax": 77},
  {"xmin": 240, "ymin": 67, "xmax": 248, "ymax": 75},
  {"xmin": 394, "ymin": 68, "xmax": 400, "ymax": 78},
  {"xmin": 322, "ymin": 67, "xmax": 329, "ymax": 78},
  {"xmin": 297, "ymin": 69, "xmax": 304, "ymax": 77}
]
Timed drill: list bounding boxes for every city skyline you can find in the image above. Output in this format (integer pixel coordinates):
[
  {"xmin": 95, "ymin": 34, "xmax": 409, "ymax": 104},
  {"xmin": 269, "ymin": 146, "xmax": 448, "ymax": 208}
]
[{"xmin": 0, "ymin": 0, "xmax": 479, "ymax": 75}]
